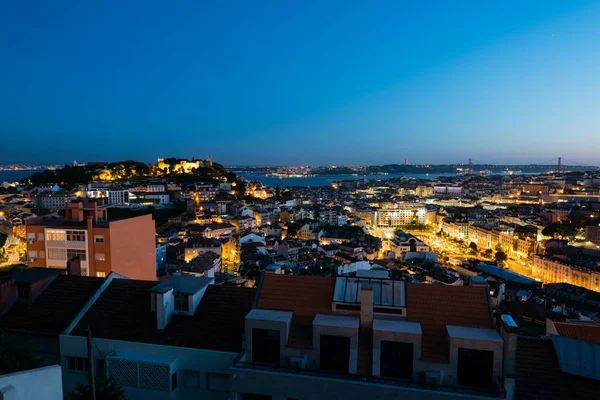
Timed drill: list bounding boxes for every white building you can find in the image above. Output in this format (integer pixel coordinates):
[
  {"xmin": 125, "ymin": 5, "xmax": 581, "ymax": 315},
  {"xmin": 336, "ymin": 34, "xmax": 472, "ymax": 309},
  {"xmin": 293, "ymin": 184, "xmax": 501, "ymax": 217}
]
[{"xmin": 0, "ymin": 366, "xmax": 63, "ymax": 400}]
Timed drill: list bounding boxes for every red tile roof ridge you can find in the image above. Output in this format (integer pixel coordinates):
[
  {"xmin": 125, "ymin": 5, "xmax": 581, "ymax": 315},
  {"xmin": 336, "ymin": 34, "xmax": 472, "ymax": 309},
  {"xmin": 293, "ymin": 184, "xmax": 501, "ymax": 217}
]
[{"xmin": 554, "ymin": 321, "xmax": 600, "ymax": 344}]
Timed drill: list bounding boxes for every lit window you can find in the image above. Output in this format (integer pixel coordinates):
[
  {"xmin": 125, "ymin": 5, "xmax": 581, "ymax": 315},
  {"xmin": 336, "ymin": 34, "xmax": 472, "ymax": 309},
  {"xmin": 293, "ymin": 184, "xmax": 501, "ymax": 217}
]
[
  {"xmin": 95, "ymin": 253, "xmax": 105, "ymax": 262},
  {"xmin": 96, "ymin": 272, "xmax": 106, "ymax": 278}
]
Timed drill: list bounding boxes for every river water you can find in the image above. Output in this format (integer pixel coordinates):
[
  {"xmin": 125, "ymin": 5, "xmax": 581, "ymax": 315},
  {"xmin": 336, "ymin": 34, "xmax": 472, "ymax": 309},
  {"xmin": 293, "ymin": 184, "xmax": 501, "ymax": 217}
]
[
  {"xmin": 240, "ymin": 173, "xmax": 460, "ymax": 187},
  {"xmin": 0, "ymin": 170, "xmax": 44, "ymax": 183}
]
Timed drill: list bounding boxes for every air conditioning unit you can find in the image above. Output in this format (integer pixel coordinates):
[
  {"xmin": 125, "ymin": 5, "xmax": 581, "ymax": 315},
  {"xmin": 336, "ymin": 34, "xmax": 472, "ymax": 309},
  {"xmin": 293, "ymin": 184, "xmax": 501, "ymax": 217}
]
[
  {"xmin": 289, "ymin": 356, "xmax": 306, "ymax": 369},
  {"xmin": 425, "ymin": 371, "xmax": 443, "ymax": 385}
]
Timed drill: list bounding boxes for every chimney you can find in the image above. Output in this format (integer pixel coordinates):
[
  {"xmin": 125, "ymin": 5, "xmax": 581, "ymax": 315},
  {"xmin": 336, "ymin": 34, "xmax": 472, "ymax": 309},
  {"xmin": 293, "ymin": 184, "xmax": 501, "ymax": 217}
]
[
  {"xmin": 500, "ymin": 315, "xmax": 518, "ymax": 378},
  {"xmin": 67, "ymin": 257, "xmax": 82, "ymax": 276},
  {"xmin": 469, "ymin": 275, "xmax": 487, "ymax": 288},
  {"xmin": 360, "ymin": 283, "xmax": 373, "ymax": 328},
  {"xmin": 155, "ymin": 288, "xmax": 175, "ymax": 331}
]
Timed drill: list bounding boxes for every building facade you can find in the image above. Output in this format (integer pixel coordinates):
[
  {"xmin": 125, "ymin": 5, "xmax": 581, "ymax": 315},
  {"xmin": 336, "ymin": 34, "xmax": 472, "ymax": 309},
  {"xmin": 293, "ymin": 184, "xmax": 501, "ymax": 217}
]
[{"xmin": 26, "ymin": 199, "xmax": 156, "ymax": 280}]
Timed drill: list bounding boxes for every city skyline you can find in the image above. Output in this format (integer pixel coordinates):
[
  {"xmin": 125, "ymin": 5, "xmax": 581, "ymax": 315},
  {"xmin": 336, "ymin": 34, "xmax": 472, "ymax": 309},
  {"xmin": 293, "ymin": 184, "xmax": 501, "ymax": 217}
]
[{"xmin": 2, "ymin": 1, "xmax": 600, "ymax": 165}]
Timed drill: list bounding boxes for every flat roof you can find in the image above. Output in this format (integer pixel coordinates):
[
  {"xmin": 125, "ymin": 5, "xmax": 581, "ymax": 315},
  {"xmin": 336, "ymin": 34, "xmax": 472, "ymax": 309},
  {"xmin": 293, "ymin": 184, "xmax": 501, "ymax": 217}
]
[
  {"xmin": 446, "ymin": 325, "xmax": 503, "ymax": 342},
  {"xmin": 313, "ymin": 313, "xmax": 359, "ymax": 329},
  {"xmin": 246, "ymin": 309, "xmax": 292, "ymax": 322},
  {"xmin": 373, "ymin": 319, "xmax": 422, "ymax": 335},
  {"xmin": 151, "ymin": 275, "xmax": 213, "ymax": 294}
]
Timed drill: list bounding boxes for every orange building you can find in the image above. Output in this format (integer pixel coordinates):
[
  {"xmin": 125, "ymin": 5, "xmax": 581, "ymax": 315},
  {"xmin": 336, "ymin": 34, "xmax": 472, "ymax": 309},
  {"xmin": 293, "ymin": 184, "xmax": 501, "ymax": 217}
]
[{"xmin": 25, "ymin": 199, "xmax": 156, "ymax": 280}]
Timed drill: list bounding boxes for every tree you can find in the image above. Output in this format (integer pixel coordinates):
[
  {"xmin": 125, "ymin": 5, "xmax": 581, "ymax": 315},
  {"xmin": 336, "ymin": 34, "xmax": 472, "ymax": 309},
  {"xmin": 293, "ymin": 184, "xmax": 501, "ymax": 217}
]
[
  {"xmin": 469, "ymin": 242, "xmax": 478, "ymax": 253},
  {"xmin": 542, "ymin": 224, "xmax": 557, "ymax": 238},
  {"xmin": 483, "ymin": 248, "xmax": 493, "ymax": 258},
  {"xmin": 286, "ymin": 222, "xmax": 300, "ymax": 238},
  {"xmin": 494, "ymin": 251, "xmax": 507, "ymax": 265},
  {"xmin": 68, "ymin": 376, "xmax": 127, "ymax": 400}
]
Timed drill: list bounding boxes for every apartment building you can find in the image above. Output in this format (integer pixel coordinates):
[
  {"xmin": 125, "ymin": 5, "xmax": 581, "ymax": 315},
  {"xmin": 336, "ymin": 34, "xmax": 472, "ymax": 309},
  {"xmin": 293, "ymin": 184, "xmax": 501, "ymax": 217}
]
[
  {"xmin": 374, "ymin": 205, "xmax": 428, "ymax": 227},
  {"xmin": 319, "ymin": 209, "xmax": 339, "ymax": 226},
  {"xmin": 587, "ymin": 224, "xmax": 600, "ymax": 246},
  {"xmin": 35, "ymin": 191, "xmax": 74, "ymax": 210},
  {"xmin": 25, "ymin": 199, "xmax": 156, "ymax": 280},
  {"xmin": 532, "ymin": 255, "xmax": 600, "ymax": 292},
  {"xmin": 231, "ymin": 274, "xmax": 516, "ymax": 400},
  {"xmin": 86, "ymin": 188, "xmax": 130, "ymax": 205}
]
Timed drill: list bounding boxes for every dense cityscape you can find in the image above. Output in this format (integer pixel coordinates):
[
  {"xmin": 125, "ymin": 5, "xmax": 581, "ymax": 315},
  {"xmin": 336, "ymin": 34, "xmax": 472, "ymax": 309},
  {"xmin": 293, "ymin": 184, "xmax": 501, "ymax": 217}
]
[
  {"xmin": 3, "ymin": 1, "xmax": 600, "ymax": 399},
  {"xmin": 1, "ymin": 156, "xmax": 600, "ymax": 398}
]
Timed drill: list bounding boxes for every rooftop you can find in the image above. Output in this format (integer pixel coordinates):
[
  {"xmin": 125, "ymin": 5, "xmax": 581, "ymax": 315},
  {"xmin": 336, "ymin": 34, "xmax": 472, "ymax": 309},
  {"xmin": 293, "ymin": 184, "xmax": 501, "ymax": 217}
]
[
  {"xmin": 515, "ymin": 336, "xmax": 600, "ymax": 400},
  {"xmin": 0, "ymin": 275, "xmax": 105, "ymax": 334},
  {"xmin": 554, "ymin": 321, "xmax": 600, "ymax": 344},
  {"xmin": 150, "ymin": 275, "xmax": 213, "ymax": 294},
  {"xmin": 12, "ymin": 267, "xmax": 63, "ymax": 283},
  {"xmin": 71, "ymin": 279, "xmax": 255, "ymax": 353},
  {"xmin": 257, "ymin": 274, "xmax": 335, "ymax": 348},
  {"xmin": 405, "ymin": 283, "xmax": 493, "ymax": 363}
]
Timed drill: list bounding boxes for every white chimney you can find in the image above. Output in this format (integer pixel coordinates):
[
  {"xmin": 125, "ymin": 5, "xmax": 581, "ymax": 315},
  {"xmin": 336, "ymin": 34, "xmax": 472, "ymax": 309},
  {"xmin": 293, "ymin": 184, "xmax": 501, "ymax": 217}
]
[
  {"xmin": 156, "ymin": 288, "xmax": 175, "ymax": 331},
  {"xmin": 360, "ymin": 283, "xmax": 374, "ymax": 328},
  {"xmin": 500, "ymin": 315, "xmax": 518, "ymax": 378}
]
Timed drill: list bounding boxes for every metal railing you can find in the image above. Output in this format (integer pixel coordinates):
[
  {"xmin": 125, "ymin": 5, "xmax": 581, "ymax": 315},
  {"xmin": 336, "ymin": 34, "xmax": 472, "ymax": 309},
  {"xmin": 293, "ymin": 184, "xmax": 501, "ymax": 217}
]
[{"xmin": 232, "ymin": 354, "xmax": 506, "ymax": 398}]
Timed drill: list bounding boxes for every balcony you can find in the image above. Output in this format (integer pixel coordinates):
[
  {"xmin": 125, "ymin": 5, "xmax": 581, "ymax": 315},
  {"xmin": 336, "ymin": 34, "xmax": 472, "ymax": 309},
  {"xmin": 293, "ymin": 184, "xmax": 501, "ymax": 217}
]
[{"xmin": 232, "ymin": 353, "xmax": 507, "ymax": 399}]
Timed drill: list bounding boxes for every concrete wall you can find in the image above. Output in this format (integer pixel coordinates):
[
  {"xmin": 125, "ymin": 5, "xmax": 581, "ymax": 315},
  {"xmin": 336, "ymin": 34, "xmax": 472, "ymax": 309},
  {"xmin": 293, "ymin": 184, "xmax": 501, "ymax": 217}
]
[
  {"xmin": 0, "ymin": 365, "xmax": 63, "ymax": 400},
  {"xmin": 109, "ymin": 214, "xmax": 157, "ymax": 280},
  {"xmin": 60, "ymin": 335, "xmax": 238, "ymax": 400},
  {"xmin": 231, "ymin": 367, "xmax": 502, "ymax": 400}
]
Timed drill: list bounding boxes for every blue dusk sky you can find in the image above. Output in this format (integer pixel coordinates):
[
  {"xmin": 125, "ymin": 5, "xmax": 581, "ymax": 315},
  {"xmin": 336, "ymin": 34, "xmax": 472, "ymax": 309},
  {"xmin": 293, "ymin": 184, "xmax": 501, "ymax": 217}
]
[{"xmin": 1, "ymin": 1, "xmax": 600, "ymax": 166}]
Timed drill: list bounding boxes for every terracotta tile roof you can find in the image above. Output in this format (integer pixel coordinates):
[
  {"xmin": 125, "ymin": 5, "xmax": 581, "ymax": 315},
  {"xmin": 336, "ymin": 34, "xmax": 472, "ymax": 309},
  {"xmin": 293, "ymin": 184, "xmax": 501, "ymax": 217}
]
[
  {"xmin": 257, "ymin": 274, "xmax": 335, "ymax": 348},
  {"xmin": 0, "ymin": 275, "xmax": 105, "ymax": 334},
  {"xmin": 515, "ymin": 336, "xmax": 600, "ymax": 400},
  {"xmin": 554, "ymin": 322, "xmax": 600, "ymax": 344},
  {"xmin": 71, "ymin": 279, "xmax": 255, "ymax": 353},
  {"xmin": 405, "ymin": 283, "xmax": 493, "ymax": 363}
]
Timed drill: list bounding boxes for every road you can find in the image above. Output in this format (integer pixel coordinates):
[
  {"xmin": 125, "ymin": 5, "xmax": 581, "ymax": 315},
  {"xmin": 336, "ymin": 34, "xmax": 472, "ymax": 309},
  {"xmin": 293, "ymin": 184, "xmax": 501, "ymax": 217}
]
[{"xmin": 408, "ymin": 230, "xmax": 537, "ymax": 280}]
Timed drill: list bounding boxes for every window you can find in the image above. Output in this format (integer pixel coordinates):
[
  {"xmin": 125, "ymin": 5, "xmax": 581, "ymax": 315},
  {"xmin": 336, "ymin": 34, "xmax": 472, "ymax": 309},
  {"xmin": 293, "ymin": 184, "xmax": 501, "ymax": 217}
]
[
  {"xmin": 252, "ymin": 329, "xmax": 280, "ymax": 365},
  {"xmin": 46, "ymin": 230, "xmax": 66, "ymax": 241},
  {"xmin": 95, "ymin": 235, "xmax": 105, "ymax": 243},
  {"xmin": 380, "ymin": 341, "xmax": 413, "ymax": 379},
  {"xmin": 39, "ymin": 250, "xmax": 45, "ymax": 259},
  {"xmin": 320, "ymin": 335, "xmax": 350, "ymax": 373},
  {"xmin": 37, "ymin": 232, "xmax": 45, "ymax": 241},
  {"xmin": 95, "ymin": 253, "xmax": 105, "ymax": 262},
  {"xmin": 67, "ymin": 249, "xmax": 87, "ymax": 261},
  {"xmin": 48, "ymin": 248, "xmax": 67, "ymax": 260},
  {"xmin": 27, "ymin": 250, "xmax": 37, "ymax": 260},
  {"xmin": 66, "ymin": 357, "xmax": 89, "ymax": 372},
  {"xmin": 457, "ymin": 348, "xmax": 494, "ymax": 388},
  {"xmin": 171, "ymin": 371, "xmax": 178, "ymax": 391},
  {"xmin": 184, "ymin": 370, "xmax": 201, "ymax": 388},
  {"xmin": 96, "ymin": 272, "xmax": 106, "ymax": 278},
  {"xmin": 66, "ymin": 230, "xmax": 86, "ymax": 242},
  {"xmin": 174, "ymin": 293, "xmax": 189, "ymax": 312},
  {"xmin": 206, "ymin": 372, "xmax": 230, "ymax": 392}
]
